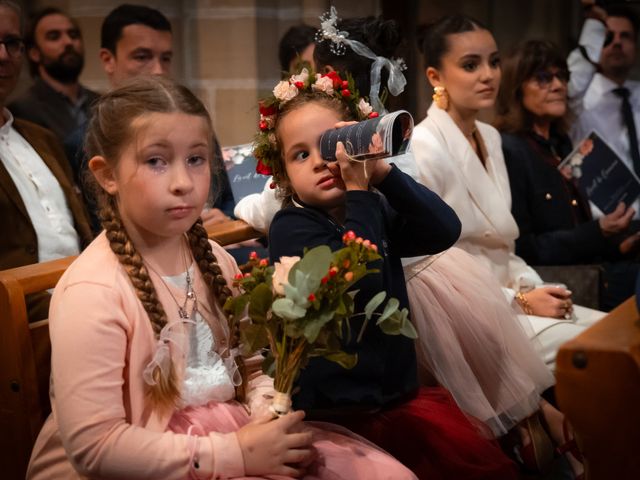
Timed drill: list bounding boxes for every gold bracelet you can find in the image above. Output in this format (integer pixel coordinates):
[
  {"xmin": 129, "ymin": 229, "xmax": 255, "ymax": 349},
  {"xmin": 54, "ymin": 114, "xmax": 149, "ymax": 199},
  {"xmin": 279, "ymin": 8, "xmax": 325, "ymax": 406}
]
[{"xmin": 516, "ymin": 291, "xmax": 534, "ymax": 315}]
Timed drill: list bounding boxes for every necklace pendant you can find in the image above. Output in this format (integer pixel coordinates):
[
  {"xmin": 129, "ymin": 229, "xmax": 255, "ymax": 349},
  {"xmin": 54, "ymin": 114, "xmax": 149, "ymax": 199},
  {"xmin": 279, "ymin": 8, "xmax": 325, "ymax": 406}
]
[{"xmin": 178, "ymin": 307, "xmax": 189, "ymax": 319}]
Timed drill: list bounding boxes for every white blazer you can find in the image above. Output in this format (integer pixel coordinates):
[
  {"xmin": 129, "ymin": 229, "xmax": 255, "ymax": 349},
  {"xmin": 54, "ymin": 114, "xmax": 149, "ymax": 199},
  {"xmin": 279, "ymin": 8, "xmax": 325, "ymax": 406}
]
[{"xmin": 410, "ymin": 104, "xmax": 542, "ymax": 294}]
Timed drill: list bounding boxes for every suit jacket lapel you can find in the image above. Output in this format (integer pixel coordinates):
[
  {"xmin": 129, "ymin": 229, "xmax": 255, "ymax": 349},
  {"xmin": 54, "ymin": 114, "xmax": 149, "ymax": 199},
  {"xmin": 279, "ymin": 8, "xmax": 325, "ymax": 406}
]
[{"xmin": 426, "ymin": 105, "xmax": 518, "ymax": 237}]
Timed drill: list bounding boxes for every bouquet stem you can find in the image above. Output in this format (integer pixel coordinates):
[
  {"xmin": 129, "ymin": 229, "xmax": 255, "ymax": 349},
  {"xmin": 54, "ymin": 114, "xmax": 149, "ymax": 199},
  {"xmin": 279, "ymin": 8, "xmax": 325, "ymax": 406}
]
[{"xmin": 271, "ymin": 336, "xmax": 310, "ymax": 414}]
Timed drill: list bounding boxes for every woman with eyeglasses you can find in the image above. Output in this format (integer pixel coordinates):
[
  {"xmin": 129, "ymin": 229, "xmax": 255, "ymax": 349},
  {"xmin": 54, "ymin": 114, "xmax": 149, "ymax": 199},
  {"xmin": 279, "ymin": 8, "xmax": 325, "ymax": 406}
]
[{"xmin": 496, "ymin": 39, "xmax": 639, "ymax": 310}]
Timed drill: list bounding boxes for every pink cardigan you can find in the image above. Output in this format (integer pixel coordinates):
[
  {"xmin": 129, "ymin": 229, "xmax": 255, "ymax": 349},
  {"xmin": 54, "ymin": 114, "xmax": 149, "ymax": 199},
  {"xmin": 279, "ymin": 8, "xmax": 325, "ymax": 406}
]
[{"xmin": 28, "ymin": 233, "xmax": 271, "ymax": 479}]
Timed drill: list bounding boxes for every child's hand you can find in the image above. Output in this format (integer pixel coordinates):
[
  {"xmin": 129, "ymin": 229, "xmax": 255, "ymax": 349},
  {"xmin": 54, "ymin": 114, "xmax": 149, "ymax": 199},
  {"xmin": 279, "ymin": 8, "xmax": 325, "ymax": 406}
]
[
  {"xmin": 329, "ymin": 141, "xmax": 392, "ymax": 190},
  {"xmin": 327, "ymin": 141, "xmax": 369, "ymax": 191},
  {"xmin": 236, "ymin": 410, "xmax": 313, "ymax": 477}
]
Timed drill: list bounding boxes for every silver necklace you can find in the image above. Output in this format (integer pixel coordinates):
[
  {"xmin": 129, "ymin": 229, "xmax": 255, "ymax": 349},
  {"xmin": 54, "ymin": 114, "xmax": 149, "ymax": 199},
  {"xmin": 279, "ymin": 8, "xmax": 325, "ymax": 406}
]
[{"xmin": 145, "ymin": 239, "xmax": 198, "ymax": 319}]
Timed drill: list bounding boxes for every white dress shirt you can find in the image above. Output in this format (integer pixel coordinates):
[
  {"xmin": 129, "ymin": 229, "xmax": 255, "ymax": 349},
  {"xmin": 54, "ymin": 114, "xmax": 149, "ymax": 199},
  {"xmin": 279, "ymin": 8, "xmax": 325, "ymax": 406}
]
[
  {"xmin": 569, "ymin": 18, "xmax": 640, "ymax": 217},
  {"xmin": 0, "ymin": 109, "xmax": 80, "ymax": 262}
]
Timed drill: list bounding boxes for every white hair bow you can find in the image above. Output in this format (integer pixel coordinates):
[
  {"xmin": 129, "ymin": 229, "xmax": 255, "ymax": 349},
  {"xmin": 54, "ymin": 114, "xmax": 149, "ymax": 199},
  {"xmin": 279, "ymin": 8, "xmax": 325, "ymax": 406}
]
[{"xmin": 316, "ymin": 6, "xmax": 407, "ymax": 113}]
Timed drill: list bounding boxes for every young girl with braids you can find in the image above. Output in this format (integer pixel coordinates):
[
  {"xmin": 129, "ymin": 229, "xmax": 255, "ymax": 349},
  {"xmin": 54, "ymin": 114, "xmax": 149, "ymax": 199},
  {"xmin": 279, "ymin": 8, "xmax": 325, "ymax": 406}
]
[
  {"xmin": 258, "ymin": 67, "xmax": 519, "ymax": 477},
  {"xmin": 26, "ymin": 76, "xmax": 418, "ymax": 480}
]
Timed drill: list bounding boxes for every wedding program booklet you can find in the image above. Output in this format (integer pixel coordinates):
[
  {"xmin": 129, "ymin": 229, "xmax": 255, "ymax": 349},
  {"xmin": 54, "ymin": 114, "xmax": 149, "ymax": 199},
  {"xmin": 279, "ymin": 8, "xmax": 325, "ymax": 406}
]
[
  {"xmin": 558, "ymin": 131, "xmax": 640, "ymax": 214},
  {"xmin": 319, "ymin": 110, "xmax": 413, "ymax": 161},
  {"xmin": 222, "ymin": 143, "xmax": 270, "ymax": 202}
]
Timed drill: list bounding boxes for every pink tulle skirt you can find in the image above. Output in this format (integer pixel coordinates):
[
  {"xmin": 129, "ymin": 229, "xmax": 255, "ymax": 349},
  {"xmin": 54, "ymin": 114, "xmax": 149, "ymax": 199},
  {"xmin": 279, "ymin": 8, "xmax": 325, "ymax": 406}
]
[
  {"xmin": 168, "ymin": 400, "xmax": 416, "ymax": 479},
  {"xmin": 404, "ymin": 247, "xmax": 555, "ymax": 437}
]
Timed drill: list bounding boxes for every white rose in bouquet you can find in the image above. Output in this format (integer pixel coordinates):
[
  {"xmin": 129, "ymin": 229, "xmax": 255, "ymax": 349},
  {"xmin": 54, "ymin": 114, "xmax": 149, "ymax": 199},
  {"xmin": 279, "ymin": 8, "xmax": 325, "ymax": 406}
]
[{"xmin": 272, "ymin": 256, "xmax": 300, "ymax": 295}]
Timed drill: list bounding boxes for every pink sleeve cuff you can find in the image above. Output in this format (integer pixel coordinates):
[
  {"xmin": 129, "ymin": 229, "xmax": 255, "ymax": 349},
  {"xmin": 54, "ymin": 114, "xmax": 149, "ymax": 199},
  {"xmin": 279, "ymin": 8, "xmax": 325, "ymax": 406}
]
[{"xmin": 198, "ymin": 431, "xmax": 245, "ymax": 479}]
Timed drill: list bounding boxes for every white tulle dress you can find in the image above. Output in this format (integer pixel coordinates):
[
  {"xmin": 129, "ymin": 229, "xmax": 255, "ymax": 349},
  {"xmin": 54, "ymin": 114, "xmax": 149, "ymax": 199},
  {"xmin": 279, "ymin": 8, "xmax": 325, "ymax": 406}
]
[{"xmin": 404, "ymin": 247, "xmax": 555, "ymax": 437}]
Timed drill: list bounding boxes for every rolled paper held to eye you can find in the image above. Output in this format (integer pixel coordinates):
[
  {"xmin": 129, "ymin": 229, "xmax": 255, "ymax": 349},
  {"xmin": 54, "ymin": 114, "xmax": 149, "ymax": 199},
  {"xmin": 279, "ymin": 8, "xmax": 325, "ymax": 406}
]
[{"xmin": 319, "ymin": 110, "xmax": 414, "ymax": 162}]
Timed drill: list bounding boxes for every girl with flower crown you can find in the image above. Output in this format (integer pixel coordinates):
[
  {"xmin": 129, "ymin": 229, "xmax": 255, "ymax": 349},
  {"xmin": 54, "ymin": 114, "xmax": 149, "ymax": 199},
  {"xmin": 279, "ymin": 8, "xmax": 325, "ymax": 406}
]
[
  {"xmin": 26, "ymin": 76, "xmax": 421, "ymax": 480},
  {"xmin": 254, "ymin": 58, "xmax": 519, "ymax": 477}
]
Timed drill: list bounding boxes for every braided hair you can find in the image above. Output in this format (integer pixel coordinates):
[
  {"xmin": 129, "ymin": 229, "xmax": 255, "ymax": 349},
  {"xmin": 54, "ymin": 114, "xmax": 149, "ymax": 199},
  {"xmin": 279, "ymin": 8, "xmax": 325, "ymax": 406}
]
[{"xmin": 85, "ymin": 76, "xmax": 234, "ymax": 409}]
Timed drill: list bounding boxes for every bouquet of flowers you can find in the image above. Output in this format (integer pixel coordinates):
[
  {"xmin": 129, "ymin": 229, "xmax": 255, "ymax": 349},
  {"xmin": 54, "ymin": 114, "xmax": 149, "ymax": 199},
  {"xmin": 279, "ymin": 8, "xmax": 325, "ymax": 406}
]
[{"xmin": 224, "ymin": 231, "xmax": 417, "ymax": 414}]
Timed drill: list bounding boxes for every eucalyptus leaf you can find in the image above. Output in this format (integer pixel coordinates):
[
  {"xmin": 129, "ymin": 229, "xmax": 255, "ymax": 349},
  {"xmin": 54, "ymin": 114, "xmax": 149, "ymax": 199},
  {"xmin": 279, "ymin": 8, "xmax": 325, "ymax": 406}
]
[
  {"xmin": 303, "ymin": 309, "xmax": 334, "ymax": 343},
  {"xmin": 364, "ymin": 291, "xmax": 386, "ymax": 320},
  {"xmin": 272, "ymin": 298, "xmax": 306, "ymax": 320},
  {"xmin": 378, "ymin": 308, "xmax": 418, "ymax": 339},
  {"xmin": 399, "ymin": 318, "xmax": 418, "ymax": 339},
  {"xmin": 287, "ymin": 245, "xmax": 332, "ymax": 300},
  {"xmin": 376, "ymin": 297, "xmax": 399, "ymax": 324}
]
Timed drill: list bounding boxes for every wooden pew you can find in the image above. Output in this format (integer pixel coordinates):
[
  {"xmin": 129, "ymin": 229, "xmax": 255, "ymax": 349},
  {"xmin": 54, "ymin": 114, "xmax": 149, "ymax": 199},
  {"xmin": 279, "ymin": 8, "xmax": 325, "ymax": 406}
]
[
  {"xmin": 556, "ymin": 296, "xmax": 640, "ymax": 480},
  {"xmin": 0, "ymin": 220, "xmax": 260, "ymax": 479}
]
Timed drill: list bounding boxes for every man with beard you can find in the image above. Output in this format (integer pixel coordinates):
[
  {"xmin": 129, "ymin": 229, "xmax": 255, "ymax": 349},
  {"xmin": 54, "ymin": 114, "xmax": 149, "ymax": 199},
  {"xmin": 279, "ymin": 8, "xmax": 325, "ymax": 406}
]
[
  {"xmin": 0, "ymin": 1, "xmax": 92, "ymax": 321},
  {"xmin": 9, "ymin": 7, "xmax": 98, "ymax": 149},
  {"xmin": 569, "ymin": 1, "xmax": 640, "ymax": 218}
]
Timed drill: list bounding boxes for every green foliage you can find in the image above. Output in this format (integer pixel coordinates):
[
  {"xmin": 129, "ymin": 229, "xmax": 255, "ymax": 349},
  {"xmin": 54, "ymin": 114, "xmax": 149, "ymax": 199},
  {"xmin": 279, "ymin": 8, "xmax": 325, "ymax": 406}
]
[{"xmin": 223, "ymin": 234, "xmax": 418, "ymax": 396}]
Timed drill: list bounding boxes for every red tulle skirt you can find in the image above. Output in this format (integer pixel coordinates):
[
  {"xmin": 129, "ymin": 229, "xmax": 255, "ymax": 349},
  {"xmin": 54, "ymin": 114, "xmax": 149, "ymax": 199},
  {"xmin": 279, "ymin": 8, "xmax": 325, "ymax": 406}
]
[{"xmin": 336, "ymin": 387, "xmax": 519, "ymax": 480}]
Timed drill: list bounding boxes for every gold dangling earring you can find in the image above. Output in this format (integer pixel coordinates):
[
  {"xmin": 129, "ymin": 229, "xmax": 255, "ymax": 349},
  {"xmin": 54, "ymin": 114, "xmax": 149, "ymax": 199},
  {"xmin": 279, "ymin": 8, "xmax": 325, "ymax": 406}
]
[{"xmin": 433, "ymin": 86, "xmax": 449, "ymax": 110}]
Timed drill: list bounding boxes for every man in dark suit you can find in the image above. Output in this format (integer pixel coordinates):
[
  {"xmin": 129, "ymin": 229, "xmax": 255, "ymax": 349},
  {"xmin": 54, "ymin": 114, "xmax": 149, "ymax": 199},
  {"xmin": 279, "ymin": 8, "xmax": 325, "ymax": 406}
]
[{"xmin": 0, "ymin": 1, "xmax": 92, "ymax": 321}]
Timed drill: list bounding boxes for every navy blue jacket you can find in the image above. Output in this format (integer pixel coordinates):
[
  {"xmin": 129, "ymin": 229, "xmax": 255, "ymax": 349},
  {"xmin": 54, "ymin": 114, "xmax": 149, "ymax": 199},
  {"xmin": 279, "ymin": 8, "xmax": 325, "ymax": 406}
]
[
  {"xmin": 269, "ymin": 165, "xmax": 461, "ymax": 412},
  {"xmin": 502, "ymin": 131, "xmax": 617, "ymax": 265}
]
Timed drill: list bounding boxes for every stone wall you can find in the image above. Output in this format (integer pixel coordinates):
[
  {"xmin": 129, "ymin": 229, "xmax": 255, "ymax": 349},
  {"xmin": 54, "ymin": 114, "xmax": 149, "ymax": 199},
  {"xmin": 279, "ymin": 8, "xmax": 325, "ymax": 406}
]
[
  {"xmin": 12, "ymin": 1, "xmax": 640, "ymax": 142},
  {"xmin": 17, "ymin": 0, "xmax": 377, "ymax": 146}
]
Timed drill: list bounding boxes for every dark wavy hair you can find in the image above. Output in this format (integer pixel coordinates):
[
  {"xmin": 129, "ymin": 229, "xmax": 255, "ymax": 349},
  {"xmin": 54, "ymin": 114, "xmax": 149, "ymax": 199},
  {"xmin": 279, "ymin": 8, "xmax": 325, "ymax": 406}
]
[
  {"xmin": 314, "ymin": 15, "xmax": 402, "ymax": 97},
  {"xmin": 494, "ymin": 39, "xmax": 570, "ymax": 134}
]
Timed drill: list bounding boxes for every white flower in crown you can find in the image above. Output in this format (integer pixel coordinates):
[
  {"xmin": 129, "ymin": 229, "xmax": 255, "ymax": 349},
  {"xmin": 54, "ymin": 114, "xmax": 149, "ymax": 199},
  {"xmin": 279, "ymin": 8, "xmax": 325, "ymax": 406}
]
[
  {"xmin": 290, "ymin": 68, "xmax": 309, "ymax": 85},
  {"xmin": 312, "ymin": 74, "xmax": 334, "ymax": 95},
  {"xmin": 268, "ymin": 132, "xmax": 277, "ymax": 147},
  {"xmin": 357, "ymin": 98, "xmax": 373, "ymax": 117},
  {"xmin": 273, "ymin": 80, "xmax": 299, "ymax": 103}
]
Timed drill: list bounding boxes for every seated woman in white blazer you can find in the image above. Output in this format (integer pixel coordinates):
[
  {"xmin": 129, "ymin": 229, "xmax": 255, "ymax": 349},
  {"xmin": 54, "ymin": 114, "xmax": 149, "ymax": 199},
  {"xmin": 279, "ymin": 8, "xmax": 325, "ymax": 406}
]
[{"xmin": 410, "ymin": 14, "xmax": 604, "ymax": 370}]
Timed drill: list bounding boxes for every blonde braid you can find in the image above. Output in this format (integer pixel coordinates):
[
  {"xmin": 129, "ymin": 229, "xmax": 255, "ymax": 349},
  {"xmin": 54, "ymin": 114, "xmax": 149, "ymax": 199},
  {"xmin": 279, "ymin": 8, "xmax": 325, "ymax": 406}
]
[
  {"xmin": 187, "ymin": 218, "xmax": 233, "ymax": 309},
  {"xmin": 101, "ymin": 198, "xmax": 180, "ymax": 409}
]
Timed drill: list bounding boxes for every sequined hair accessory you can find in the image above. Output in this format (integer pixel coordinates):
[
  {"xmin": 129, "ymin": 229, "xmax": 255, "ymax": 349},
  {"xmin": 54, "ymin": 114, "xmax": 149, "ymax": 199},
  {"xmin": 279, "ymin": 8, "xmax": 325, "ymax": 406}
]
[{"xmin": 315, "ymin": 6, "xmax": 407, "ymax": 113}]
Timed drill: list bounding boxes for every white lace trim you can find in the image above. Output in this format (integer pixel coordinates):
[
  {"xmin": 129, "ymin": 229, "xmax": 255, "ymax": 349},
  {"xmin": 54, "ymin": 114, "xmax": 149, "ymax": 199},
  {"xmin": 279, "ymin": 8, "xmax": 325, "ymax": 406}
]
[{"xmin": 164, "ymin": 269, "xmax": 237, "ymax": 407}]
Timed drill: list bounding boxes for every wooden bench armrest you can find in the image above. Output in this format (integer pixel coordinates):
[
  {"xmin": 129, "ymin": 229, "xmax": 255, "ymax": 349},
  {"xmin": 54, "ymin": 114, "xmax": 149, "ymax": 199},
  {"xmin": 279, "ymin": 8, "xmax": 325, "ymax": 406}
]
[{"xmin": 556, "ymin": 296, "xmax": 640, "ymax": 479}]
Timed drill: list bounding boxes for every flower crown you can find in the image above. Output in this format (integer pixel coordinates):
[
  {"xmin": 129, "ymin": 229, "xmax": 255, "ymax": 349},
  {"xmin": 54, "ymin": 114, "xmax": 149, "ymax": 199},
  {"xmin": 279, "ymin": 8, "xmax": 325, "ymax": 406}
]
[{"xmin": 253, "ymin": 67, "xmax": 381, "ymax": 176}]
